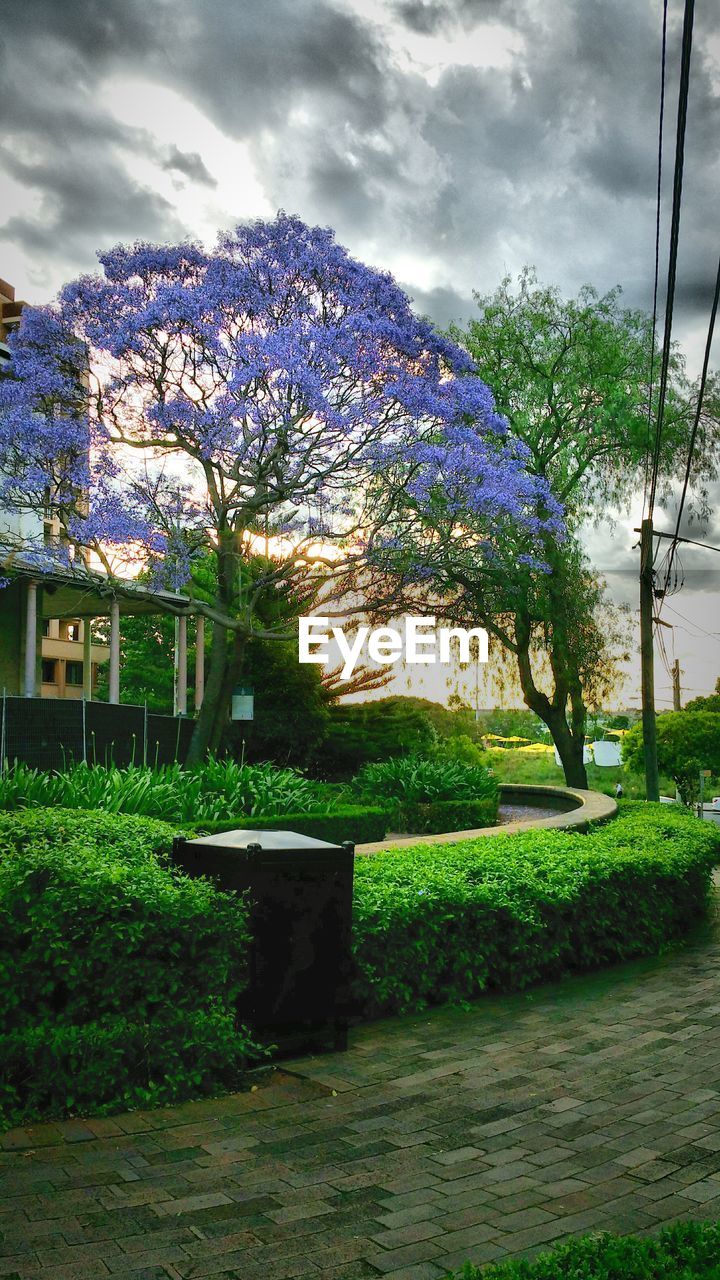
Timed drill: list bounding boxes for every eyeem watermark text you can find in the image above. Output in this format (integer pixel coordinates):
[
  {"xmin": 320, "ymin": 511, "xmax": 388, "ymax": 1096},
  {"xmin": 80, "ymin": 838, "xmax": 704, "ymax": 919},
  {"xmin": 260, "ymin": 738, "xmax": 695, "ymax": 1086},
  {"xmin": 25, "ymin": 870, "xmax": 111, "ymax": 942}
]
[{"xmin": 299, "ymin": 616, "xmax": 489, "ymax": 680}]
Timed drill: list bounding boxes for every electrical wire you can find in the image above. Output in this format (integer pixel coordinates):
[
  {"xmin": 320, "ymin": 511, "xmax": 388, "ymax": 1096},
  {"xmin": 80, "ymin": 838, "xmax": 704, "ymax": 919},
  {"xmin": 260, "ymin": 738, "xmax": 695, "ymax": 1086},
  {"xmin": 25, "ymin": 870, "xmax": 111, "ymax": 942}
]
[
  {"xmin": 659, "ymin": 251, "xmax": 720, "ymax": 597},
  {"xmin": 643, "ymin": 0, "xmax": 669, "ymax": 513},
  {"xmin": 647, "ymin": 0, "xmax": 696, "ymax": 519}
]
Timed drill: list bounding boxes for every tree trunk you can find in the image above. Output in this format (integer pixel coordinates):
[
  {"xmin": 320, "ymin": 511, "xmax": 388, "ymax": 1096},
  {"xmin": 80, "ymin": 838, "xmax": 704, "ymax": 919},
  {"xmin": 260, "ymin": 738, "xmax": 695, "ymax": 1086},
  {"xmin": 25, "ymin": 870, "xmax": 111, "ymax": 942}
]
[
  {"xmin": 513, "ymin": 607, "xmax": 589, "ymax": 789},
  {"xmin": 186, "ymin": 534, "xmax": 239, "ymax": 766},
  {"xmin": 544, "ymin": 707, "xmax": 588, "ymax": 788},
  {"xmin": 207, "ymin": 632, "xmax": 247, "ymax": 756},
  {"xmin": 185, "ymin": 618, "xmax": 230, "ymax": 764}
]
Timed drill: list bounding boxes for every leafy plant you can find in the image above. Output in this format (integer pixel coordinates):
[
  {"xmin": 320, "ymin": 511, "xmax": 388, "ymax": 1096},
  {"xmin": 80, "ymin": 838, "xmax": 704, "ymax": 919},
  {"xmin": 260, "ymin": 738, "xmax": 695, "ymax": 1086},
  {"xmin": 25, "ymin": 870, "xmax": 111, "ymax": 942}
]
[
  {"xmin": 0, "ymin": 759, "xmax": 328, "ymax": 822},
  {"xmin": 351, "ymin": 802, "xmax": 720, "ymax": 1016},
  {"xmin": 623, "ymin": 712, "xmax": 720, "ymax": 805},
  {"xmin": 0, "ymin": 808, "xmax": 256, "ymax": 1125},
  {"xmin": 355, "ymin": 755, "xmax": 498, "ymax": 805},
  {"xmin": 452, "ymin": 1220, "xmax": 720, "ymax": 1278}
]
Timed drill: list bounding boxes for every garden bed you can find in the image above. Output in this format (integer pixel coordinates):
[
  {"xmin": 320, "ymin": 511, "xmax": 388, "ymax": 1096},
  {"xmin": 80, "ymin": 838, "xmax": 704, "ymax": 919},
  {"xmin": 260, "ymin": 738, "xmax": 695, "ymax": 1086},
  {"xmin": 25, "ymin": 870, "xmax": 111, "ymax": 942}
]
[{"xmin": 1, "ymin": 801, "xmax": 718, "ymax": 1126}]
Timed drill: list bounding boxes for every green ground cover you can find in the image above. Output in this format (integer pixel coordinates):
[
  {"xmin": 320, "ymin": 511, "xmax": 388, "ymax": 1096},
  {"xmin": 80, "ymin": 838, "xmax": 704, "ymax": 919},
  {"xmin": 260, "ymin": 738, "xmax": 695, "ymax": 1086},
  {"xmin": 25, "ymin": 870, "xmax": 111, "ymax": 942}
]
[
  {"xmin": 452, "ymin": 1220, "xmax": 720, "ymax": 1278},
  {"xmin": 351, "ymin": 802, "xmax": 720, "ymax": 1016},
  {"xmin": 1, "ymin": 800, "xmax": 717, "ymax": 1126}
]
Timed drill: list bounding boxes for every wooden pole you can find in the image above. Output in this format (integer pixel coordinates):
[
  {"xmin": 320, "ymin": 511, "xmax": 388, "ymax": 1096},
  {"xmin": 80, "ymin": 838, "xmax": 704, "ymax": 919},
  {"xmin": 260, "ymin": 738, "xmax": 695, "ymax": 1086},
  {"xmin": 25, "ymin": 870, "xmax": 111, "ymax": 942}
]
[
  {"xmin": 108, "ymin": 600, "xmax": 120, "ymax": 704},
  {"xmin": 672, "ymin": 658, "xmax": 681, "ymax": 712},
  {"xmin": 194, "ymin": 616, "xmax": 205, "ymax": 711},
  {"xmin": 640, "ymin": 519, "xmax": 660, "ymax": 801},
  {"xmin": 174, "ymin": 615, "xmax": 187, "ymax": 717},
  {"xmin": 23, "ymin": 581, "xmax": 38, "ymax": 698},
  {"xmin": 82, "ymin": 620, "xmax": 93, "ymax": 700}
]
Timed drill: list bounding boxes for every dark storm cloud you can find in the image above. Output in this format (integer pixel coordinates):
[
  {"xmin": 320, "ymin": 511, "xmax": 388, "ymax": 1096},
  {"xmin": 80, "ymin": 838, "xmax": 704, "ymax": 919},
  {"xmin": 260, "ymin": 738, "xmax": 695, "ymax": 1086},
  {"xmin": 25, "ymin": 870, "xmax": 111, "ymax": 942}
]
[
  {"xmin": 162, "ymin": 146, "xmax": 217, "ymax": 187},
  {"xmin": 1, "ymin": 0, "xmax": 719, "ymax": 359},
  {"xmin": 393, "ymin": 0, "xmax": 521, "ymax": 34},
  {"xmin": 402, "ymin": 282, "xmax": 475, "ymax": 329}
]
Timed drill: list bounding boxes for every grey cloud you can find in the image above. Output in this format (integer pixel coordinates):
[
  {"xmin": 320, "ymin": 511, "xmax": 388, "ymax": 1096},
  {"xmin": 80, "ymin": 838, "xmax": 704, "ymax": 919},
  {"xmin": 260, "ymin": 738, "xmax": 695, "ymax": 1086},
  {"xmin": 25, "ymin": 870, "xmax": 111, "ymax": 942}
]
[
  {"xmin": 392, "ymin": 0, "xmax": 521, "ymax": 35},
  {"xmin": 162, "ymin": 145, "xmax": 217, "ymax": 187},
  {"xmin": 402, "ymin": 282, "xmax": 475, "ymax": 328},
  {"xmin": 2, "ymin": 0, "xmax": 720, "ymax": 362}
]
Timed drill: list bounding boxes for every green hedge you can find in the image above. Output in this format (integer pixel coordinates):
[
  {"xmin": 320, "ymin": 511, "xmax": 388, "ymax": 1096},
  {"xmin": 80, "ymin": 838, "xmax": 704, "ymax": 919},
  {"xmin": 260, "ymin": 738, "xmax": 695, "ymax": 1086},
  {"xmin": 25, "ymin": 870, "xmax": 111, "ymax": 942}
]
[
  {"xmin": 351, "ymin": 802, "xmax": 720, "ymax": 1016},
  {"xmin": 398, "ymin": 797, "xmax": 498, "ymax": 834},
  {"xmin": 187, "ymin": 804, "xmax": 391, "ymax": 845},
  {"xmin": 0, "ymin": 1007, "xmax": 248, "ymax": 1121},
  {"xmin": 0, "ymin": 809, "xmax": 254, "ymax": 1124},
  {"xmin": 453, "ymin": 1220, "xmax": 720, "ymax": 1278}
]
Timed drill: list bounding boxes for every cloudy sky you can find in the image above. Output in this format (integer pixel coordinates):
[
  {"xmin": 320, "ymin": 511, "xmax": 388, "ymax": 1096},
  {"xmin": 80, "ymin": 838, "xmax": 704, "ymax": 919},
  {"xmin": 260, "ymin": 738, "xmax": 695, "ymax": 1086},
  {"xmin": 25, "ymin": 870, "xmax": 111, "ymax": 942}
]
[{"xmin": 1, "ymin": 0, "xmax": 719, "ymax": 707}]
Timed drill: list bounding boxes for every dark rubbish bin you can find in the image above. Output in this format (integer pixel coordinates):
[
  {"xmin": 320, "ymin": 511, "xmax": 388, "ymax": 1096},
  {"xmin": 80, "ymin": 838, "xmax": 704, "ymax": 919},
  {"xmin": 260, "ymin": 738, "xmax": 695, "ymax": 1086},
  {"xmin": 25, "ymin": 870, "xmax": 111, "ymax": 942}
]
[{"xmin": 171, "ymin": 829, "xmax": 355, "ymax": 1053}]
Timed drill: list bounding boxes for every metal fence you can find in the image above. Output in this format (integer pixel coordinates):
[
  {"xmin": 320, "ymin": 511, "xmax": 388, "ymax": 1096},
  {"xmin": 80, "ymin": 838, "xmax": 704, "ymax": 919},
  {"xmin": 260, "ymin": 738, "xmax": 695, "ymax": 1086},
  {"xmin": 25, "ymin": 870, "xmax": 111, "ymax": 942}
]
[{"xmin": 0, "ymin": 695, "xmax": 194, "ymax": 770}]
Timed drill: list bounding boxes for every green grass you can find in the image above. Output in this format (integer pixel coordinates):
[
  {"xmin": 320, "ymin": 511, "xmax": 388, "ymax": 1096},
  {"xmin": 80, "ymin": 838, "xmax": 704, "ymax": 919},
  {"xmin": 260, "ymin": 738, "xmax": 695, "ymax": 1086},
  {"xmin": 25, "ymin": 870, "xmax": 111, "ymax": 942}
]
[{"xmin": 485, "ymin": 747, "xmax": 675, "ymax": 800}]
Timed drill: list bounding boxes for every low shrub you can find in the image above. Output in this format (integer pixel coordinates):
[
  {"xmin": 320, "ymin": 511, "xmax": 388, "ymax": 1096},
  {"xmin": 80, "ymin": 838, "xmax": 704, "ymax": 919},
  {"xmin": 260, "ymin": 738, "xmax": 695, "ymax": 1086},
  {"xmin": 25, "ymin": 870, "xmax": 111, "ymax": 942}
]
[
  {"xmin": 188, "ymin": 804, "xmax": 391, "ymax": 845},
  {"xmin": 351, "ymin": 802, "xmax": 720, "ymax": 1016},
  {"xmin": 355, "ymin": 754, "xmax": 499, "ymax": 832},
  {"xmin": 0, "ymin": 806, "xmax": 179, "ymax": 865},
  {"xmin": 0, "ymin": 1007, "xmax": 253, "ymax": 1122},
  {"xmin": 453, "ymin": 1220, "xmax": 720, "ymax": 1278},
  {"xmin": 0, "ymin": 808, "xmax": 254, "ymax": 1125},
  {"xmin": 398, "ymin": 797, "xmax": 498, "ymax": 835},
  {"xmin": 0, "ymin": 758, "xmax": 327, "ymax": 822},
  {"xmin": 355, "ymin": 755, "xmax": 498, "ymax": 805}
]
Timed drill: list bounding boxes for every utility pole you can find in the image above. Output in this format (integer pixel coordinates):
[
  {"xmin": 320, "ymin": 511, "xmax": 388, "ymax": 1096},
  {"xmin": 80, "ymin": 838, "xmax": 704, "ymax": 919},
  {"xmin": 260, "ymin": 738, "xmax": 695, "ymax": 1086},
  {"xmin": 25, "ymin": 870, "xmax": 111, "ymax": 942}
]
[
  {"xmin": 672, "ymin": 658, "xmax": 682, "ymax": 712},
  {"xmin": 639, "ymin": 518, "xmax": 660, "ymax": 801}
]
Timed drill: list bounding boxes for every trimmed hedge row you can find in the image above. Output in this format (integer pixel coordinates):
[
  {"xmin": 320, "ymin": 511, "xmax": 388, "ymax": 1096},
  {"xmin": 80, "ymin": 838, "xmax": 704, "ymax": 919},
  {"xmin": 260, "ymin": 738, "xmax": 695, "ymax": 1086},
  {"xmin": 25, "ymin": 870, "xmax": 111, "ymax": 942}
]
[
  {"xmin": 0, "ymin": 809, "xmax": 254, "ymax": 1124},
  {"xmin": 453, "ymin": 1220, "xmax": 720, "ymax": 1278},
  {"xmin": 351, "ymin": 802, "xmax": 720, "ymax": 1016},
  {"xmin": 397, "ymin": 796, "xmax": 498, "ymax": 835},
  {"xmin": 187, "ymin": 804, "xmax": 391, "ymax": 845}
]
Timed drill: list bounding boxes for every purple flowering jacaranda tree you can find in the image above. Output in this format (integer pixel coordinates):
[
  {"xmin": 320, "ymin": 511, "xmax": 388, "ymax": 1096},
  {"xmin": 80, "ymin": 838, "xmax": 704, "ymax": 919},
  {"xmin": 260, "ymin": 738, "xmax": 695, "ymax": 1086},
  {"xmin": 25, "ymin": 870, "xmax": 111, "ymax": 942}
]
[{"xmin": 0, "ymin": 213, "xmax": 557, "ymax": 762}]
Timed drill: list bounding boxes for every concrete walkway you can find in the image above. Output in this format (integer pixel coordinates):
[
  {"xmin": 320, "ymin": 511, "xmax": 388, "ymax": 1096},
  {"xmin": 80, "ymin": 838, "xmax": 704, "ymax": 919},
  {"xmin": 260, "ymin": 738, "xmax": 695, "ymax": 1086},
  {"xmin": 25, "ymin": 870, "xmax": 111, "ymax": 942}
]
[{"xmin": 3, "ymin": 909, "xmax": 720, "ymax": 1279}]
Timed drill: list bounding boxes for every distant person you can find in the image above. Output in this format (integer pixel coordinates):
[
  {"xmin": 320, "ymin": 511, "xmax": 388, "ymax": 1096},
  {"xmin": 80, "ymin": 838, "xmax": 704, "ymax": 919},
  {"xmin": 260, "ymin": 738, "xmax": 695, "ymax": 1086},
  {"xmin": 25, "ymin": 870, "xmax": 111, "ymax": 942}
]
[{"xmin": 615, "ymin": 782, "xmax": 623, "ymax": 799}]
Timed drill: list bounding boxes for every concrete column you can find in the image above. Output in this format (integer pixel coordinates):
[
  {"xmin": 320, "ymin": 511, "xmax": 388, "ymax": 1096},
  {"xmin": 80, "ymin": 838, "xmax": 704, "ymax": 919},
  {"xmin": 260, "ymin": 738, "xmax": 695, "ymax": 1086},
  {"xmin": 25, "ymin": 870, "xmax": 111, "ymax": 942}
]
[
  {"xmin": 194, "ymin": 615, "xmax": 205, "ymax": 711},
  {"xmin": 108, "ymin": 600, "xmax": 120, "ymax": 704},
  {"xmin": 82, "ymin": 620, "xmax": 93, "ymax": 700},
  {"xmin": 23, "ymin": 580, "xmax": 38, "ymax": 698},
  {"xmin": 174, "ymin": 615, "xmax": 188, "ymax": 716}
]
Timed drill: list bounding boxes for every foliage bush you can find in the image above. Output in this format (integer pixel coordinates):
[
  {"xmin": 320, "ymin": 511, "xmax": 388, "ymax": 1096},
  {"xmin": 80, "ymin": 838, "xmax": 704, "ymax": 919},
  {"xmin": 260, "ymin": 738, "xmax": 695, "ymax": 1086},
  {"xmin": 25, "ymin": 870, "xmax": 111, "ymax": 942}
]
[
  {"xmin": 355, "ymin": 755, "xmax": 499, "ymax": 831},
  {"xmin": 398, "ymin": 797, "xmax": 498, "ymax": 835},
  {"xmin": 355, "ymin": 754, "xmax": 498, "ymax": 804},
  {"xmin": 187, "ymin": 804, "xmax": 391, "ymax": 845},
  {"xmin": 351, "ymin": 802, "xmax": 720, "ymax": 1016},
  {"xmin": 0, "ymin": 759, "xmax": 327, "ymax": 822},
  {"xmin": 623, "ymin": 712, "xmax": 720, "ymax": 804},
  {"xmin": 452, "ymin": 1220, "xmax": 720, "ymax": 1278},
  {"xmin": 0, "ymin": 808, "xmax": 254, "ymax": 1125},
  {"xmin": 0, "ymin": 1007, "xmax": 250, "ymax": 1122},
  {"xmin": 321, "ymin": 699, "xmax": 436, "ymax": 777}
]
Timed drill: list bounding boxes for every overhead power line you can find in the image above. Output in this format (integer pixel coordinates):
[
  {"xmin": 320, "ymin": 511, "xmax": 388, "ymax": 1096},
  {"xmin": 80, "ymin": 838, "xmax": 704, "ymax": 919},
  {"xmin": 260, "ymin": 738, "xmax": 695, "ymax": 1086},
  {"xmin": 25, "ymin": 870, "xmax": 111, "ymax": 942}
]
[
  {"xmin": 659, "ymin": 251, "xmax": 720, "ymax": 597},
  {"xmin": 647, "ymin": 0, "xmax": 696, "ymax": 519},
  {"xmin": 643, "ymin": 0, "xmax": 669, "ymax": 512}
]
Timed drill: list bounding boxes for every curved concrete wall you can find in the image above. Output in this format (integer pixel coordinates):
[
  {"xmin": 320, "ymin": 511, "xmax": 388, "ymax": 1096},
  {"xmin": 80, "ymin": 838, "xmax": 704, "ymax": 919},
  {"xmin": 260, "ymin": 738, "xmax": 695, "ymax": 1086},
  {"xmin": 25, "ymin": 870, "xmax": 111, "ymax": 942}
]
[{"xmin": 355, "ymin": 784, "xmax": 617, "ymax": 856}]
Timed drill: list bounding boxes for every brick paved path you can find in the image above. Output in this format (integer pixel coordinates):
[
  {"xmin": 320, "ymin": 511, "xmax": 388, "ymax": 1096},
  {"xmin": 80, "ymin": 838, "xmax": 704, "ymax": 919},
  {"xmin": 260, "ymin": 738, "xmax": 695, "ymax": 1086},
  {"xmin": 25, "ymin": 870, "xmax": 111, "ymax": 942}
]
[{"xmin": 4, "ymin": 913, "xmax": 720, "ymax": 1279}]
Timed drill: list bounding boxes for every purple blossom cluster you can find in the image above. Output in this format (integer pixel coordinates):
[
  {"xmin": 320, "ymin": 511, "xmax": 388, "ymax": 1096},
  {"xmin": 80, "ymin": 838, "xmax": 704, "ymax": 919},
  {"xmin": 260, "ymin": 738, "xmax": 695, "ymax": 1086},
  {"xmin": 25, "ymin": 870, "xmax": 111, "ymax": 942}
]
[{"xmin": 0, "ymin": 213, "xmax": 562, "ymax": 588}]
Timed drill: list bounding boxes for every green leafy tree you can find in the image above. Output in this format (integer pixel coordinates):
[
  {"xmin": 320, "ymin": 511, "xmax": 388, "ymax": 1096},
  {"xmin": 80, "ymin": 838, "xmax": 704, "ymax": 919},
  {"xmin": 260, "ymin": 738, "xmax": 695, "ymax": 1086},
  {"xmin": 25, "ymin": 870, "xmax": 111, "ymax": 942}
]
[
  {"xmin": 685, "ymin": 679, "xmax": 720, "ymax": 714},
  {"xmin": 367, "ymin": 270, "xmax": 718, "ymax": 786},
  {"xmin": 623, "ymin": 711, "xmax": 720, "ymax": 804}
]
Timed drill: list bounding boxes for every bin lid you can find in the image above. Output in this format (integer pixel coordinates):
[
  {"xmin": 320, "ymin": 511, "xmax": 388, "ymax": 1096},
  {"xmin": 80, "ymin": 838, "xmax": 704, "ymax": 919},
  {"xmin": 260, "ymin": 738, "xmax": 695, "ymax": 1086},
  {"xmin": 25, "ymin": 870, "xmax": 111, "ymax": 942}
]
[{"xmin": 182, "ymin": 828, "xmax": 348, "ymax": 853}]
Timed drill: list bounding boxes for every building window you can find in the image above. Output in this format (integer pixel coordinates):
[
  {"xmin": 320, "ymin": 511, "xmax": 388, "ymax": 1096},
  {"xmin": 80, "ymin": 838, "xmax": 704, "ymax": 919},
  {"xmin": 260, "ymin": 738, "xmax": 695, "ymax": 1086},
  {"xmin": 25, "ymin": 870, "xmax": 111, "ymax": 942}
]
[
  {"xmin": 66, "ymin": 661, "xmax": 84, "ymax": 686},
  {"xmin": 42, "ymin": 659, "xmax": 57, "ymax": 684},
  {"xmin": 41, "ymin": 619, "xmax": 50, "ymax": 637},
  {"xmin": 66, "ymin": 622, "xmax": 81, "ymax": 642}
]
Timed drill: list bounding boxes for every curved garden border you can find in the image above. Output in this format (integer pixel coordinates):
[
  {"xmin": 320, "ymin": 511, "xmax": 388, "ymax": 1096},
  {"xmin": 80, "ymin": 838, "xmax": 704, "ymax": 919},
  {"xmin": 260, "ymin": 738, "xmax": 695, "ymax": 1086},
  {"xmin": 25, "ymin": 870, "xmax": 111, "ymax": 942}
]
[{"xmin": 356, "ymin": 783, "xmax": 617, "ymax": 855}]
